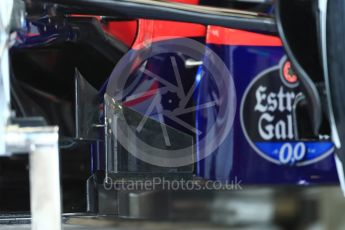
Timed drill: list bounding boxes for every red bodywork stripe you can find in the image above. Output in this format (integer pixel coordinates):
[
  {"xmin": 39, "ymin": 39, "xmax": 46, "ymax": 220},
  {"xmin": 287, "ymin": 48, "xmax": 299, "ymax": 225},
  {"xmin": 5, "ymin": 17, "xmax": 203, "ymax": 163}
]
[
  {"xmin": 123, "ymin": 81, "xmax": 159, "ymax": 107},
  {"xmin": 132, "ymin": 20, "xmax": 206, "ymax": 50},
  {"xmin": 207, "ymin": 26, "xmax": 282, "ymax": 46},
  {"xmin": 102, "ymin": 21, "xmax": 138, "ymax": 47},
  {"xmin": 168, "ymin": 0, "xmax": 200, "ymax": 4}
]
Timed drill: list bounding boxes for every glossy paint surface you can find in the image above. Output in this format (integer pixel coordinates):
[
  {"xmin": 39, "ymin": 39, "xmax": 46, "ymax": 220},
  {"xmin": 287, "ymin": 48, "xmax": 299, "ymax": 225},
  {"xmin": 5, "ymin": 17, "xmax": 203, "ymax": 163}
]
[
  {"xmin": 22, "ymin": 12, "xmax": 336, "ymax": 184},
  {"xmin": 195, "ymin": 26, "xmax": 338, "ymax": 184}
]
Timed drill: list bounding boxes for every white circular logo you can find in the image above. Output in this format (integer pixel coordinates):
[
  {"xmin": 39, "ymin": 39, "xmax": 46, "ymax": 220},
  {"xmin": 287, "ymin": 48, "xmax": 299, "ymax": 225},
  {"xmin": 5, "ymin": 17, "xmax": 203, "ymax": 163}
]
[{"xmin": 106, "ymin": 38, "xmax": 236, "ymax": 167}]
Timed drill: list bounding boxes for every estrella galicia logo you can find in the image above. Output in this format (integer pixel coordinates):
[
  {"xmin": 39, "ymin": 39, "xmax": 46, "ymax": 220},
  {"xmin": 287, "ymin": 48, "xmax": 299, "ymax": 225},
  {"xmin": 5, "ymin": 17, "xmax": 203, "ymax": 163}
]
[{"xmin": 240, "ymin": 56, "xmax": 334, "ymax": 166}]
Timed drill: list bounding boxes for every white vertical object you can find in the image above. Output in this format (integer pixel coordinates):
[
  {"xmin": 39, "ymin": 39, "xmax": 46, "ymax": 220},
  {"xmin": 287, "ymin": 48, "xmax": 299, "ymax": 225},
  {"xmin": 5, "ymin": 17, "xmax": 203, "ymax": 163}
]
[{"xmin": 0, "ymin": 0, "xmax": 13, "ymax": 155}]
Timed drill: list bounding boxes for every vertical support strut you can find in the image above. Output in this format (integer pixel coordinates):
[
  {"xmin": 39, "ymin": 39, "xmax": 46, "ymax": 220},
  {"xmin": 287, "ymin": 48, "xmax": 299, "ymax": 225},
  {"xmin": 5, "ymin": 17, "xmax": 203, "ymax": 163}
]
[
  {"xmin": 0, "ymin": 0, "xmax": 62, "ymax": 229},
  {"xmin": 6, "ymin": 126, "xmax": 62, "ymax": 230},
  {"xmin": 29, "ymin": 132, "xmax": 61, "ymax": 230}
]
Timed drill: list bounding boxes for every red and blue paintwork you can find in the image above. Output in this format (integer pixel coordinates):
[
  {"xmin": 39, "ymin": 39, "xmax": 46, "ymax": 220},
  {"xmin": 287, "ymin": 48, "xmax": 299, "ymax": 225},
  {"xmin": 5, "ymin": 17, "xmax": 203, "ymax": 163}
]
[
  {"xmin": 98, "ymin": 20, "xmax": 338, "ymax": 184},
  {"xmin": 94, "ymin": 18, "xmax": 206, "ymax": 172},
  {"xmin": 196, "ymin": 26, "xmax": 338, "ymax": 184},
  {"xmin": 16, "ymin": 0, "xmax": 339, "ymax": 184}
]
